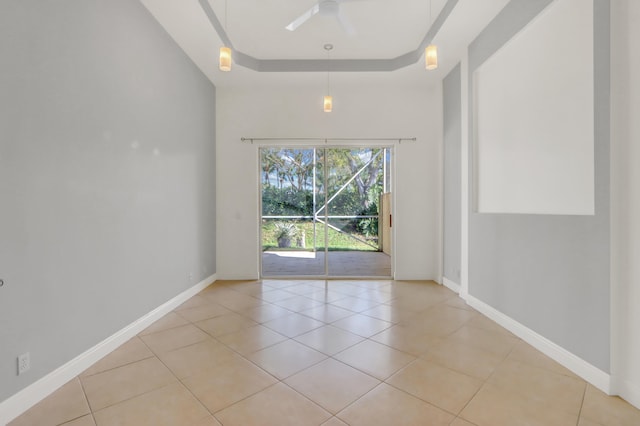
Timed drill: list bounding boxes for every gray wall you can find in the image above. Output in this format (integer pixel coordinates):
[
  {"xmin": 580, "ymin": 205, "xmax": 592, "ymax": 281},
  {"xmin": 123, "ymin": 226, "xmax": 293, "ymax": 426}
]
[
  {"xmin": 443, "ymin": 64, "xmax": 462, "ymax": 285},
  {"xmin": 468, "ymin": 0, "xmax": 610, "ymax": 371},
  {"xmin": 0, "ymin": 0, "xmax": 217, "ymax": 401}
]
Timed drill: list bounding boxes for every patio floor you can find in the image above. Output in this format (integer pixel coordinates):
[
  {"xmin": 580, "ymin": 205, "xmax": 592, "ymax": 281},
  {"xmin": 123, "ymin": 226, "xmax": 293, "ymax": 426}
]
[{"xmin": 262, "ymin": 250, "xmax": 391, "ymax": 277}]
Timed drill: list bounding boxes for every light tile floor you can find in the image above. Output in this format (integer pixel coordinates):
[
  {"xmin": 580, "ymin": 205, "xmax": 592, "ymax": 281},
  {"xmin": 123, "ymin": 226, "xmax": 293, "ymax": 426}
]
[{"xmin": 9, "ymin": 280, "xmax": 640, "ymax": 426}]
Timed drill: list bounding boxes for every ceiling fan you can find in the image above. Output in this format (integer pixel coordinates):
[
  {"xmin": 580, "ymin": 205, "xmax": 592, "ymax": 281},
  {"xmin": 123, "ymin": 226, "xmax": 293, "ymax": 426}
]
[{"xmin": 285, "ymin": 0, "xmax": 364, "ymax": 35}]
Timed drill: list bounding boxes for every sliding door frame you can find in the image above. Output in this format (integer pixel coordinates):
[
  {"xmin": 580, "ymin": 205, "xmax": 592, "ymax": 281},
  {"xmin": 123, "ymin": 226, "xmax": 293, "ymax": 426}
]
[{"xmin": 258, "ymin": 144, "xmax": 394, "ymax": 279}]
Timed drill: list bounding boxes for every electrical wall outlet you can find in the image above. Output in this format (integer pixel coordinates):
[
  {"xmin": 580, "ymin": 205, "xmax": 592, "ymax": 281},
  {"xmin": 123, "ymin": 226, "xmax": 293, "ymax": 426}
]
[{"xmin": 17, "ymin": 352, "xmax": 30, "ymax": 375}]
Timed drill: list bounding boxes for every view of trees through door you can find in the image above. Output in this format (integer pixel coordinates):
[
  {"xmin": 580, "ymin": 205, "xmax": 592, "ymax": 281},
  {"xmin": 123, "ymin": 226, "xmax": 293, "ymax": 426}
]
[{"xmin": 260, "ymin": 146, "xmax": 392, "ymax": 277}]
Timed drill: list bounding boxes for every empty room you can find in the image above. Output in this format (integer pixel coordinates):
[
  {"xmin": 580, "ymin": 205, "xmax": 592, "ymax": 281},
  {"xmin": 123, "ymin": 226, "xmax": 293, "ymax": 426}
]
[{"xmin": 1, "ymin": 0, "xmax": 639, "ymax": 425}]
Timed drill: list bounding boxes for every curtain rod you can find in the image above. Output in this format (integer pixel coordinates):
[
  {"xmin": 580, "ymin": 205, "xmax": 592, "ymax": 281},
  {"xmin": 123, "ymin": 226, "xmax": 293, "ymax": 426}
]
[{"xmin": 240, "ymin": 137, "xmax": 416, "ymax": 144}]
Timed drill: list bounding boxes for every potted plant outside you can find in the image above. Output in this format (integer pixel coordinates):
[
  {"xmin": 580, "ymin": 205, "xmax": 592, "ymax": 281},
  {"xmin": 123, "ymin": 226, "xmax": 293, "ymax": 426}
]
[{"xmin": 274, "ymin": 222, "xmax": 298, "ymax": 248}]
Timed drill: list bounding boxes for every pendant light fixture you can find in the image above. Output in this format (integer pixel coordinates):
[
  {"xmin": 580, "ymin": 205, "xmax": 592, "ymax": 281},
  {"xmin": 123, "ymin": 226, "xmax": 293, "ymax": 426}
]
[
  {"xmin": 324, "ymin": 44, "xmax": 333, "ymax": 112},
  {"xmin": 219, "ymin": 0, "xmax": 231, "ymax": 71},
  {"xmin": 425, "ymin": 0, "xmax": 438, "ymax": 71}
]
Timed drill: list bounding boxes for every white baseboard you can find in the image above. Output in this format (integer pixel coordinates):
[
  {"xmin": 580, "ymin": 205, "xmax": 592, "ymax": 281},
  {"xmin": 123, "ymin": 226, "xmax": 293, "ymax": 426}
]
[
  {"xmin": 610, "ymin": 375, "xmax": 640, "ymax": 409},
  {"xmin": 0, "ymin": 273, "xmax": 217, "ymax": 426},
  {"xmin": 465, "ymin": 294, "xmax": 612, "ymax": 395},
  {"xmin": 442, "ymin": 277, "xmax": 461, "ymax": 294}
]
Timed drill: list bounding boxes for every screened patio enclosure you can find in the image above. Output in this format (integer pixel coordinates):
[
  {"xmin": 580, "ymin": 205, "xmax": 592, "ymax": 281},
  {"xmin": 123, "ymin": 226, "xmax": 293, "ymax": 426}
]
[{"xmin": 260, "ymin": 147, "xmax": 392, "ymax": 278}]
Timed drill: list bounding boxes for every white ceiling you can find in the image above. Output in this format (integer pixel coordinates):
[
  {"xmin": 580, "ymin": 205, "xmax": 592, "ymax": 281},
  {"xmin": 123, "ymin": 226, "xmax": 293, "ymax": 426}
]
[
  {"xmin": 213, "ymin": 0, "xmax": 449, "ymax": 60},
  {"xmin": 139, "ymin": 0, "xmax": 511, "ymax": 87}
]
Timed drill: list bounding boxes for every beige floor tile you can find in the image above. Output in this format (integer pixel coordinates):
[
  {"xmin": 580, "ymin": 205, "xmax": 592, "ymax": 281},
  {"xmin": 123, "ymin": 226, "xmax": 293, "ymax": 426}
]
[
  {"xmin": 305, "ymin": 289, "xmax": 352, "ymax": 303},
  {"xmin": 355, "ymin": 290, "xmax": 395, "ymax": 304},
  {"xmin": 158, "ymin": 338, "xmax": 239, "ymax": 379},
  {"xmin": 261, "ymin": 279, "xmax": 300, "ymax": 289},
  {"xmin": 61, "ymin": 415, "xmax": 96, "ymax": 426},
  {"xmin": 255, "ymin": 288, "xmax": 298, "ymax": 303},
  {"xmin": 9, "ymin": 378, "xmax": 90, "ymax": 426},
  {"xmin": 422, "ymin": 340, "xmax": 504, "ymax": 380},
  {"xmin": 139, "ymin": 323, "xmax": 210, "ymax": 354},
  {"xmin": 464, "ymin": 314, "xmax": 516, "ymax": 337},
  {"xmin": 182, "ymin": 356, "xmax": 277, "ymax": 413},
  {"xmin": 487, "ymin": 359, "xmax": 586, "ymax": 417},
  {"xmin": 284, "ymin": 283, "xmax": 325, "ymax": 296},
  {"xmin": 580, "ymin": 384, "xmax": 640, "ymax": 426},
  {"xmin": 577, "ymin": 418, "xmax": 602, "ymax": 426},
  {"xmin": 81, "ymin": 337, "xmax": 153, "ymax": 377},
  {"xmin": 273, "ymin": 295, "xmax": 325, "ymax": 312},
  {"xmin": 401, "ymin": 305, "xmax": 477, "ymax": 336},
  {"xmin": 216, "ymin": 324, "xmax": 288, "ymax": 355},
  {"xmin": 215, "ymin": 383, "xmax": 332, "ymax": 426},
  {"xmin": 262, "ymin": 312, "xmax": 324, "ymax": 337},
  {"xmin": 449, "ymin": 418, "xmax": 477, "ymax": 426},
  {"xmin": 285, "ymin": 358, "xmax": 380, "ymax": 414},
  {"xmin": 13, "ymin": 280, "xmax": 640, "ymax": 426},
  {"xmin": 401, "ymin": 314, "xmax": 464, "ymax": 337},
  {"xmin": 175, "ymin": 302, "xmax": 233, "ymax": 323},
  {"xmin": 138, "ymin": 312, "xmax": 190, "ymax": 336},
  {"xmin": 175, "ymin": 295, "xmax": 214, "ymax": 311},
  {"xmin": 334, "ymin": 339, "xmax": 415, "ymax": 380},
  {"xmin": 321, "ymin": 417, "xmax": 349, "ymax": 426},
  {"xmin": 294, "ymin": 325, "xmax": 364, "ymax": 355},
  {"xmin": 247, "ymin": 339, "xmax": 327, "ymax": 379},
  {"xmin": 93, "ymin": 382, "xmax": 209, "ymax": 426},
  {"xmin": 331, "ymin": 314, "xmax": 392, "ymax": 337},
  {"xmin": 337, "ymin": 383, "xmax": 455, "ymax": 426},
  {"xmin": 230, "ymin": 284, "xmax": 276, "ymax": 299},
  {"xmin": 370, "ymin": 325, "xmax": 442, "ymax": 356},
  {"xmin": 81, "ymin": 357, "xmax": 176, "ymax": 411},
  {"xmin": 237, "ymin": 303, "xmax": 292, "ymax": 323},
  {"xmin": 299, "ymin": 304, "xmax": 354, "ymax": 323},
  {"xmin": 203, "ymin": 290, "xmax": 265, "ymax": 311},
  {"xmin": 196, "ymin": 312, "xmax": 257, "ymax": 337},
  {"xmin": 459, "ymin": 383, "xmax": 579, "ymax": 426},
  {"xmin": 445, "ymin": 297, "xmax": 476, "ymax": 312},
  {"xmin": 191, "ymin": 416, "xmax": 223, "ymax": 426},
  {"xmin": 330, "ymin": 296, "xmax": 381, "ymax": 313},
  {"xmin": 360, "ymin": 304, "xmax": 414, "ymax": 323},
  {"xmin": 387, "ymin": 358, "xmax": 483, "ymax": 414},
  {"xmin": 446, "ymin": 325, "xmax": 519, "ymax": 358},
  {"xmin": 327, "ymin": 283, "xmax": 367, "ymax": 297},
  {"xmin": 506, "ymin": 340, "xmax": 579, "ymax": 379},
  {"xmin": 385, "ymin": 294, "xmax": 449, "ymax": 313},
  {"xmin": 219, "ymin": 280, "xmax": 264, "ymax": 294}
]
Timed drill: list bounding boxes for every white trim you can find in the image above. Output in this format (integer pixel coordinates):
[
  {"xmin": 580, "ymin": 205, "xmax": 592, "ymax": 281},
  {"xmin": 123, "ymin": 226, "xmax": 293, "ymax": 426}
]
[
  {"xmin": 460, "ymin": 55, "xmax": 470, "ymax": 300},
  {"xmin": 465, "ymin": 293, "xmax": 612, "ymax": 394},
  {"xmin": 0, "ymin": 273, "xmax": 217, "ymax": 425},
  {"xmin": 610, "ymin": 376, "xmax": 640, "ymax": 409},
  {"xmin": 442, "ymin": 276, "xmax": 461, "ymax": 293}
]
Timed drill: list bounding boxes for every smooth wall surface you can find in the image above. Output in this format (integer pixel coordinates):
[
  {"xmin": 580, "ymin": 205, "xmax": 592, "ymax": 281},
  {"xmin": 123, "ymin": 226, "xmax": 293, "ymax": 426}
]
[
  {"xmin": 443, "ymin": 64, "xmax": 462, "ymax": 285},
  {"xmin": 474, "ymin": 0, "xmax": 594, "ymax": 215},
  {"xmin": 0, "ymin": 0, "xmax": 217, "ymax": 402},
  {"xmin": 468, "ymin": 0, "xmax": 610, "ymax": 372},
  {"xmin": 216, "ymin": 80, "xmax": 442, "ymax": 280},
  {"xmin": 611, "ymin": 0, "xmax": 640, "ymax": 407}
]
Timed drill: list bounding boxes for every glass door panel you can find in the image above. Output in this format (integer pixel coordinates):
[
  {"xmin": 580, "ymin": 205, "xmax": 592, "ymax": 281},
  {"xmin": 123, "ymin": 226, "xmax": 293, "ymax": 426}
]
[{"xmin": 260, "ymin": 146, "xmax": 391, "ymax": 278}]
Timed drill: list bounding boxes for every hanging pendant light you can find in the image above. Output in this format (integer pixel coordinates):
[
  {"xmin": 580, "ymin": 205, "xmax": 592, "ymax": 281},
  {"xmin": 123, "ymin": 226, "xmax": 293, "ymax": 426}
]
[
  {"xmin": 219, "ymin": 0, "xmax": 231, "ymax": 71},
  {"xmin": 324, "ymin": 44, "xmax": 333, "ymax": 112},
  {"xmin": 425, "ymin": 44, "xmax": 438, "ymax": 70},
  {"xmin": 324, "ymin": 95, "xmax": 333, "ymax": 113},
  {"xmin": 425, "ymin": 0, "xmax": 438, "ymax": 71},
  {"xmin": 219, "ymin": 46, "xmax": 231, "ymax": 71}
]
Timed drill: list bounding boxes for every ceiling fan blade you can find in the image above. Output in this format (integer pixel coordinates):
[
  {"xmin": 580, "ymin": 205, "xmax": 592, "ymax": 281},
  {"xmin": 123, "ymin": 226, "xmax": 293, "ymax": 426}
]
[
  {"xmin": 285, "ymin": 4, "xmax": 320, "ymax": 31},
  {"xmin": 337, "ymin": 10, "xmax": 356, "ymax": 35}
]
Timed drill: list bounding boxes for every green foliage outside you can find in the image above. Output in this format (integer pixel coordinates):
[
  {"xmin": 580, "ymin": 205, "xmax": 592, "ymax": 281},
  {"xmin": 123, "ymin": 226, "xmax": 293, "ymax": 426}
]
[
  {"xmin": 262, "ymin": 221, "xmax": 377, "ymax": 252},
  {"xmin": 260, "ymin": 147, "xmax": 388, "ymax": 252}
]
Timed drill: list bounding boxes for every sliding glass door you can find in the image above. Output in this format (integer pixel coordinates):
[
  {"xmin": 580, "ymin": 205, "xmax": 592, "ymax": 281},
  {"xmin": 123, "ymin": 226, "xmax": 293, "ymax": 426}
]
[{"xmin": 260, "ymin": 146, "xmax": 392, "ymax": 278}]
